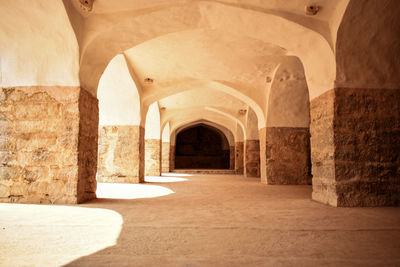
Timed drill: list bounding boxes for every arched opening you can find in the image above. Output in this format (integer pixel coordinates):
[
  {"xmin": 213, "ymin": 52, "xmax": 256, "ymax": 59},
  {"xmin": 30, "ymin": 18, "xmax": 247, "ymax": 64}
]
[
  {"xmin": 175, "ymin": 124, "xmax": 230, "ymax": 169},
  {"xmin": 144, "ymin": 102, "xmax": 161, "ymax": 176},
  {"xmin": 260, "ymin": 56, "xmax": 311, "ymax": 185},
  {"xmin": 96, "ymin": 54, "xmax": 144, "ymax": 184}
]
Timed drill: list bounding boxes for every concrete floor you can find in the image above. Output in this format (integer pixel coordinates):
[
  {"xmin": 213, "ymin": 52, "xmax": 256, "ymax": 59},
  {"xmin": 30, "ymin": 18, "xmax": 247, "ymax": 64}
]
[{"xmin": 1, "ymin": 173, "xmax": 400, "ymax": 267}]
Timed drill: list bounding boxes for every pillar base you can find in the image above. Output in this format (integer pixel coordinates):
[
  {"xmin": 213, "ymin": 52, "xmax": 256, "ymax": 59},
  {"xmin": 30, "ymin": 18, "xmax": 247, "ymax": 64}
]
[
  {"xmin": 145, "ymin": 139, "xmax": 161, "ymax": 176},
  {"xmin": 98, "ymin": 125, "xmax": 144, "ymax": 184},
  {"xmin": 0, "ymin": 86, "xmax": 98, "ymax": 204},
  {"xmin": 311, "ymin": 88, "xmax": 400, "ymax": 207}
]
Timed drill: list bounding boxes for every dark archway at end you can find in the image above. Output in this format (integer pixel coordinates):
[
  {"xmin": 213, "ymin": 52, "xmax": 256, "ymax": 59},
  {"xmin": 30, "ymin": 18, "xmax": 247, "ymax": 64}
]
[{"xmin": 175, "ymin": 124, "xmax": 230, "ymax": 169}]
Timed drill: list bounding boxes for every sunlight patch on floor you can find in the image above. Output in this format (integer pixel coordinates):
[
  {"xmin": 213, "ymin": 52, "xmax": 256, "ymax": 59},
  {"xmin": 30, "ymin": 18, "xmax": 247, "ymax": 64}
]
[
  {"xmin": 96, "ymin": 182, "xmax": 174, "ymax": 199},
  {"xmin": 0, "ymin": 204, "xmax": 123, "ymax": 267}
]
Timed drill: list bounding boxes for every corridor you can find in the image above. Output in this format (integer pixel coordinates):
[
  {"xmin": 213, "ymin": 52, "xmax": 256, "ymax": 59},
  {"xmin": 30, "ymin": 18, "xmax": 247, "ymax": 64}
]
[{"xmin": 1, "ymin": 173, "xmax": 399, "ymax": 266}]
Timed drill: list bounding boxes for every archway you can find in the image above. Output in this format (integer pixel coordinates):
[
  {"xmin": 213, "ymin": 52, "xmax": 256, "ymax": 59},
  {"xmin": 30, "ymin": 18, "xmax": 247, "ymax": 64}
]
[
  {"xmin": 144, "ymin": 102, "xmax": 161, "ymax": 176},
  {"xmin": 260, "ymin": 56, "xmax": 311, "ymax": 185},
  {"xmin": 97, "ymin": 54, "xmax": 144, "ymax": 184},
  {"xmin": 174, "ymin": 124, "xmax": 230, "ymax": 169}
]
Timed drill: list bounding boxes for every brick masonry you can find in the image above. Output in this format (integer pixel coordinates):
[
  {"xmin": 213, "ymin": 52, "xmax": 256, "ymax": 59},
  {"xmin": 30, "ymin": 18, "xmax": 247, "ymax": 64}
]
[
  {"xmin": 145, "ymin": 139, "xmax": 161, "ymax": 176},
  {"xmin": 259, "ymin": 127, "xmax": 311, "ymax": 185},
  {"xmin": 162, "ymin": 142, "xmax": 170, "ymax": 173},
  {"xmin": 311, "ymin": 88, "xmax": 400, "ymax": 207},
  {"xmin": 97, "ymin": 125, "xmax": 144, "ymax": 183},
  {"xmin": 0, "ymin": 86, "xmax": 98, "ymax": 204},
  {"xmin": 244, "ymin": 140, "xmax": 260, "ymax": 177},
  {"xmin": 235, "ymin": 142, "xmax": 244, "ymax": 174}
]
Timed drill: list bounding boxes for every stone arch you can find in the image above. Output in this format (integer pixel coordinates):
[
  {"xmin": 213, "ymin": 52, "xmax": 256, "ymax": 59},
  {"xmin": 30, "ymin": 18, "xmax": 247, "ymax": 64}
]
[
  {"xmin": 168, "ymin": 113, "xmax": 241, "ymax": 172},
  {"xmin": 98, "ymin": 54, "xmax": 141, "ymax": 126},
  {"xmin": 147, "ymin": 79, "xmax": 264, "ymax": 130},
  {"xmin": 96, "ymin": 54, "xmax": 144, "ymax": 184},
  {"xmin": 171, "ymin": 120, "xmax": 235, "ymax": 147},
  {"xmin": 172, "ymin": 120, "xmax": 237, "ymax": 171},
  {"xmin": 164, "ymin": 108, "xmax": 244, "ymax": 141},
  {"xmin": 74, "ymin": 2, "xmax": 339, "ymax": 100},
  {"xmin": 144, "ymin": 102, "xmax": 161, "ymax": 176},
  {"xmin": 174, "ymin": 124, "xmax": 231, "ymax": 170},
  {"xmin": 260, "ymin": 56, "xmax": 312, "ymax": 185}
]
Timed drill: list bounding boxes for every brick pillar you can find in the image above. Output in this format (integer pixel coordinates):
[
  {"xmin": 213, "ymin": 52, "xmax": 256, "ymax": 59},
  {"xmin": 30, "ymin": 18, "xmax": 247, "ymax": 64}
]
[
  {"xmin": 145, "ymin": 139, "xmax": 161, "ymax": 176},
  {"xmin": 161, "ymin": 142, "xmax": 170, "ymax": 173},
  {"xmin": 244, "ymin": 140, "xmax": 260, "ymax": 177},
  {"xmin": 97, "ymin": 125, "xmax": 144, "ymax": 184},
  {"xmin": 311, "ymin": 88, "xmax": 400, "ymax": 207},
  {"xmin": 235, "ymin": 142, "xmax": 244, "ymax": 174},
  {"xmin": 259, "ymin": 127, "xmax": 311, "ymax": 185},
  {"xmin": 0, "ymin": 86, "xmax": 98, "ymax": 204}
]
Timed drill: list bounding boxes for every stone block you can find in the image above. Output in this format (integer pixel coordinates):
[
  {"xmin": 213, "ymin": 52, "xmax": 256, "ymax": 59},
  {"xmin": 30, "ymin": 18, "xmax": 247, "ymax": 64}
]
[
  {"xmin": 97, "ymin": 125, "xmax": 144, "ymax": 183},
  {"xmin": 235, "ymin": 142, "xmax": 244, "ymax": 174},
  {"xmin": 311, "ymin": 88, "xmax": 400, "ymax": 207},
  {"xmin": 244, "ymin": 140, "xmax": 260, "ymax": 178},
  {"xmin": 0, "ymin": 86, "xmax": 98, "ymax": 204}
]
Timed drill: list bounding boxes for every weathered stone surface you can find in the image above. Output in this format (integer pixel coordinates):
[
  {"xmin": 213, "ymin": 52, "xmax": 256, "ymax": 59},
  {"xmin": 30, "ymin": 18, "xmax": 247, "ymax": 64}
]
[
  {"xmin": 259, "ymin": 127, "xmax": 311, "ymax": 185},
  {"xmin": 229, "ymin": 146, "xmax": 235, "ymax": 170},
  {"xmin": 0, "ymin": 86, "xmax": 97, "ymax": 204},
  {"xmin": 310, "ymin": 89, "xmax": 336, "ymax": 206},
  {"xmin": 235, "ymin": 142, "xmax": 244, "ymax": 174},
  {"xmin": 244, "ymin": 140, "xmax": 260, "ymax": 178},
  {"xmin": 97, "ymin": 125, "xmax": 144, "ymax": 183},
  {"xmin": 311, "ymin": 88, "xmax": 400, "ymax": 207},
  {"xmin": 170, "ymin": 145, "xmax": 175, "ymax": 171},
  {"xmin": 145, "ymin": 139, "xmax": 161, "ymax": 176},
  {"xmin": 77, "ymin": 88, "xmax": 98, "ymax": 203},
  {"xmin": 161, "ymin": 142, "xmax": 170, "ymax": 173}
]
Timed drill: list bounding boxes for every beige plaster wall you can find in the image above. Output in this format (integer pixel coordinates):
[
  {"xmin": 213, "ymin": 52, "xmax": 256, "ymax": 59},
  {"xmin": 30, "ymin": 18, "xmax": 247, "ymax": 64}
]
[
  {"xmin": 144, "ymin": 102, "xmax": 161, "ymax": 140},
  {"xmin": 98, "ymin": 54, "xmax": 141, "ymax": 126},
  {"xmin": 0, "ymin": 1, "xmax": 79, "ymax": 87},
  {"xmin": 266, "ymin": 57, "xmax": 310, "ymax": 128}
]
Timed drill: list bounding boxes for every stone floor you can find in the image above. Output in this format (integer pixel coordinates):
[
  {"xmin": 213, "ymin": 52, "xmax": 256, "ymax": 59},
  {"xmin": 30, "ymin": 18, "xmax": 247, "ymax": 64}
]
[{"xmin": 1, "ymin": 173, "xmax": 399, "ymax": 267}]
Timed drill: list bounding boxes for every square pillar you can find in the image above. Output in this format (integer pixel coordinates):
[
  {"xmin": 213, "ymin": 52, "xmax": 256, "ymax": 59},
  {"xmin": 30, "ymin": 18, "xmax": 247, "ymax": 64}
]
[
  {"xmin": 97, "ymin": 125, "xmax": 145, "ymax": 183},
  {"xmin": 259, "ymin": 127, "xmax": 311, "ymax": 185},
  {"xmin": 169, "ymin": 145, "xmax": 175, "ymax": 171},
  {"xmin": 229, "ymin": 145, "xmax": 235, "ymax": 170},
  {"xmin": 235, "ymin": 142, "xmax": 244, "ymax": 174},
  {"xmin": 161, "ymin": 142, "xmax": 170, "ymax": 173},
  {"xmin": 244, "ymin": 139, "xmax": 260, "ymax": 177},
  {"xmin": 0, "ymin": 86, "xmax": 98, "ymax": 204},
  {"xmin": 145, "ymin": 139, "xmax": 161, "ymax": 176},
  {"xmin": 311, "ymin": 88, "xmax": 400, "ymax": 207}
]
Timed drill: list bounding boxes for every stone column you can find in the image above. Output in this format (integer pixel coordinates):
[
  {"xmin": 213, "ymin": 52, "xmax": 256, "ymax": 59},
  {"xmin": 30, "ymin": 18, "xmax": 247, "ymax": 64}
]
[
  {"xmin": 97, "ymin": 125, "xmax": 144, "ymax": 184},
  {"xmin": 244, "ymin": 140, "xmax": 260, "ymax": 177},
  {"xmin": 0, "ymin": 86, "xmax": 98, "ymax": 204},
  {"xmin": 311, "ymin": 88, "xmax": 400, "ymax": 207},
  {"xmin": 229, "ymin": 146, "xmax": 235, "ymax": 170},
  {"xmin": 161, "ymin": 142, "xmax": 170, "ymax": 173},
  {"xmin": 169, "ymin": 145, "xmax": 175, "ymax": 171},
  {"xmin": 145, "ymin": 139, "xmax": 161, "ymax": 176},
  {"xmin": 259, "ymin": 127, "xmax": 311, "ymax": 185},
  {"xmin": 235, "ymin": 142, "xmax": 244, "ymax": 174}
]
